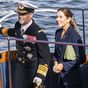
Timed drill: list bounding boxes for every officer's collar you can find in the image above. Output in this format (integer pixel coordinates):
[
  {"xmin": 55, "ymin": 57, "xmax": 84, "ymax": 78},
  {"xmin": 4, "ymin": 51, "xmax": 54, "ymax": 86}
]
[{"xmin": 21, "ymin": 19, "xmax": 33, "ymax": 32}]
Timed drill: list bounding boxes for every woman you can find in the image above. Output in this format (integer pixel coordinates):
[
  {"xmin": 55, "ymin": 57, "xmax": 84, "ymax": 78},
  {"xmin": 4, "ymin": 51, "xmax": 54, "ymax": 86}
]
[{"xmin": 53, "ymin": 7, "xmax": 86, "ymax": 88}]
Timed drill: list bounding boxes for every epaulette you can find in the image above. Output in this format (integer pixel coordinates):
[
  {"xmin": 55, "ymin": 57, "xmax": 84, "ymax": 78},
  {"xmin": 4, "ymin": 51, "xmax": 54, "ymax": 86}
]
[
  {"xmin": 38, "ymin": 30, "xmax": 43, "ymax": 33},
  {"xmin": 37, "ymin": 64, "xmax": 48, "ymax": 76}
]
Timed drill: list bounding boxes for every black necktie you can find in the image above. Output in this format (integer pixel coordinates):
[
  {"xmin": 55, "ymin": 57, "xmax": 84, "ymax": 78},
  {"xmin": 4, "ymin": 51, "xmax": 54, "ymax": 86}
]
[{"xmin": 21, "ymin": 29, "xmax": 24, "ymax": 35}]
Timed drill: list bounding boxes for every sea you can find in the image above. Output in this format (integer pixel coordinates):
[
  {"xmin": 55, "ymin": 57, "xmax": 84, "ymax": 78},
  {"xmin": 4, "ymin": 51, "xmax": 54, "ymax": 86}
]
[{"xmin": 0, "ymin": 0, "xmax": 88, "ymax": 53}]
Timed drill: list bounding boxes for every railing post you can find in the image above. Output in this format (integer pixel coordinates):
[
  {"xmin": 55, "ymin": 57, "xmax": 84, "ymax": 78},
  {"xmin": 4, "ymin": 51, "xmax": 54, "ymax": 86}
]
[
  {"xmin": 81, "ymin": 9, "xmax": 85, "ymax": 44},
  {"xmin": 0, "ymin": 70, "xmax": 2, "ymax": 88},
  {"xmin": 7, "ymin": 37, "xmax": 12, "ymax": 88}
]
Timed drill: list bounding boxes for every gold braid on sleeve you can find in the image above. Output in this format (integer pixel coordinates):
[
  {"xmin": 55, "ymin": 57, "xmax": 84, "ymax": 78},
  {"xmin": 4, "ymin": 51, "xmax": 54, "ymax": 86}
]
[
  {"xmin": 37, "ymin": 64, "xmax": 48, "ymax": 76},
  {"xmin": 2, "ymin": 27, "xmax": 8, "ymax": 36}
]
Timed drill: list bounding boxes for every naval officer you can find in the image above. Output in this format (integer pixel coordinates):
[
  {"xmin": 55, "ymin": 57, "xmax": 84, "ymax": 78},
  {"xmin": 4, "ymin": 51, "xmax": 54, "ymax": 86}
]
[{"xmin": 0, "ymin": 1, "xmax": 50, "ymax": 88}]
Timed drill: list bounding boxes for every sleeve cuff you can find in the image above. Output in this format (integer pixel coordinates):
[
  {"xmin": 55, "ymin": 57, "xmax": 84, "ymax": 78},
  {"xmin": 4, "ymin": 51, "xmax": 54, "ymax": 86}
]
[{"xmin": 37, "ymin": 64, "xmax": 48, "ymax": 77}]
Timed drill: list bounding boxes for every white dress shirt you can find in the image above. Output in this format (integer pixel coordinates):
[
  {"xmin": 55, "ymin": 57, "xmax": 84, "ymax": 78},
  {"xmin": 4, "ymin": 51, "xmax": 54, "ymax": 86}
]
[{"xmin": 20, "ymin": 20, "xmax": 33, "ymax": 34}]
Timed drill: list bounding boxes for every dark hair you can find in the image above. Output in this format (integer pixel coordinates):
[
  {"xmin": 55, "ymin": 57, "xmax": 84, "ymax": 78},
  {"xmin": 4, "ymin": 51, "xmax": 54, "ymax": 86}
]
[
  {"xmin": 57, "ymin": 7, "xmax": 73, "ymax": 18},
  {"xmin": 57, "ymin": 7, "xmax": 79, "ymax": 32}
]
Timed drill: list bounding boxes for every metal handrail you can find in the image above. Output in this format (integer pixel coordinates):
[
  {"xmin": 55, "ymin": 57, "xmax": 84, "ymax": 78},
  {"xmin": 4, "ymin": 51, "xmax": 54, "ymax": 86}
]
[{"xmin": 0, "ymin": 36, "xmax": 88, "ymax": 47}]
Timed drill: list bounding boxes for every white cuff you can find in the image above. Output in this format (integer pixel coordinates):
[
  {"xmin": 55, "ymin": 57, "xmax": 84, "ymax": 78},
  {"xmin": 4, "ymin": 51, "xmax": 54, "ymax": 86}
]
[{"xmin": 33, "ymin": 77, "xmax": 42, "ymax": 87}]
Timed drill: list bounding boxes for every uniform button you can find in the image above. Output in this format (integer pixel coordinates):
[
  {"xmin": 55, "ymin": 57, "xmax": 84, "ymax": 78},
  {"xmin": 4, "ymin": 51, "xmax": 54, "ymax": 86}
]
[
  {"xmin": 19, "ymin": 58, "xmax": 21, "ymax": 61},
  {"xmin": 23, "ymin": 51, "xmax": 25, "ymax": 53},
  {"xmin": 22, "ymin": 61, "xmax": 25, "ymax": 63}
]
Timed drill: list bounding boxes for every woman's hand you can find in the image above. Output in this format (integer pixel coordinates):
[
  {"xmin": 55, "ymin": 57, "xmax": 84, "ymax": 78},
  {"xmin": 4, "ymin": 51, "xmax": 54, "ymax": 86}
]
[{"xmin": 53, "ymin": 62, "xmax": 63, "ymax": 73}]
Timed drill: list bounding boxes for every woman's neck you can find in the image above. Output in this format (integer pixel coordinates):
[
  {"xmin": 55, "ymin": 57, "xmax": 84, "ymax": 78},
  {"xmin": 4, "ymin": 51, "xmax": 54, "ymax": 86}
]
[
  {"xmin": 61, "ymin": 23, "xmax": 70, "ymax": 38},
  {"xmin": 63, "ymin": 23, "xmax": 70, "ymax": 32}
]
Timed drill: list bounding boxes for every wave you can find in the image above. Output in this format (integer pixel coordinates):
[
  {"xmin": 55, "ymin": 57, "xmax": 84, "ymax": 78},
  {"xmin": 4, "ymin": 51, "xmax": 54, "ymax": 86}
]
[{"xmin": 0, "ymin": 0, "xmax": 18, "ymax": 2}]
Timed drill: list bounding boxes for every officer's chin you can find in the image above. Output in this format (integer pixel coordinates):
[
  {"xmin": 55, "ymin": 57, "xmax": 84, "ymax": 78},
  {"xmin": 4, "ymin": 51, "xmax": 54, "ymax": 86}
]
[{"xmin": 19, "ymin": 20, "xmax": 24, "ymax": 25}]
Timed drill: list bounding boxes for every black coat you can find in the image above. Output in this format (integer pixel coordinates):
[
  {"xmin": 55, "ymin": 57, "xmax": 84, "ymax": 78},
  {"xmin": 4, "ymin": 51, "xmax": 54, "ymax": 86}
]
[{"xmin": 54, "ymin": 26, "xmax": 86, "ymax": 88}]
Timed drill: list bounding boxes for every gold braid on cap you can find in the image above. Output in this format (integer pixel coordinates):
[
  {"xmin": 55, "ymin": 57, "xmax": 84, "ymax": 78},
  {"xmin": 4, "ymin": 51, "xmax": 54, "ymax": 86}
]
[
  {"xmin": 37, "ymin": 64, "xmax": 48, "ymax": 76},
  {"xmin": 16, "ymin": 4, "xmax": 34, "ymax": 13},
  {"xmin": 18, "ymin": 4, "xmax": 24, "ymax": 10},
  {"xmin": 16, "ymin": 4, "xmax": 28, "ymax": 13},
  {"xmin": 2, "ymin": 27, "xmax": 8, "ymax": 36}
]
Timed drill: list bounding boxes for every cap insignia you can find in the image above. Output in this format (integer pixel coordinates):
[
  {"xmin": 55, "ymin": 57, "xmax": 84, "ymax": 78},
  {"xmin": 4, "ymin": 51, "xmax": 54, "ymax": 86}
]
[{"xmin": 18, "ymin": 4, "xmax": 24, "ymax": 10}]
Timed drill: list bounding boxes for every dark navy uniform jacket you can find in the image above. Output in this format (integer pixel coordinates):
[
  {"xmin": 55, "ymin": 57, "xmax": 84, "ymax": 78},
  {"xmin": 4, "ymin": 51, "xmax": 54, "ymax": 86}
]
[
  {"xmin": 0, "ymin": 20, "xmax": 50, "ymax": 84},
  {"xmin": 54, "ymin": 26, "xmax": 86, "ymax": 87},
  {"xmin": 11, "ymin": 20, "xmax": 50, "ymax": 80}
]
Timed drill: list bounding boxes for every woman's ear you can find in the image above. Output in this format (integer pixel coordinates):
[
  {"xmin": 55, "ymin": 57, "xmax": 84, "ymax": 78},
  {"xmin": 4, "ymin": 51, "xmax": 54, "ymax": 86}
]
[{"xmin": 67, "ymin": 17, "xmax": 71, "ymax": 23}]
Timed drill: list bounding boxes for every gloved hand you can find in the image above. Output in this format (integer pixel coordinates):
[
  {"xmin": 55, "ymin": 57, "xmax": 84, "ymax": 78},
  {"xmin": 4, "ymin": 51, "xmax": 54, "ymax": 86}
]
[{"xmin": 33, "ymin": 77, "xmax": 42, "ymax": 88}]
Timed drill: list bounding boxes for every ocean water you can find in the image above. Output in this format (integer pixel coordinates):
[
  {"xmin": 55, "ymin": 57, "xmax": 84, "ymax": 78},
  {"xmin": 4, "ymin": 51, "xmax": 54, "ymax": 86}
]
[{"xmin": 0, "ymin": 0, "xmax": 88, "ymax": 52}]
